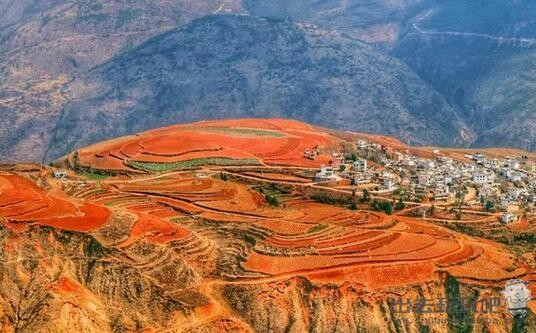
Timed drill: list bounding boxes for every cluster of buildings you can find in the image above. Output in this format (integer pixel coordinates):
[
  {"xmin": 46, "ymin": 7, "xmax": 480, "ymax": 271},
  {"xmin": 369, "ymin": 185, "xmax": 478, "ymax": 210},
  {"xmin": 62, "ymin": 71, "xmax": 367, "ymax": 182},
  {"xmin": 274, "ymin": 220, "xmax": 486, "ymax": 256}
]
[{"xmin": 311, "ymin": 139, "xmax": 536, "ymax": 224}]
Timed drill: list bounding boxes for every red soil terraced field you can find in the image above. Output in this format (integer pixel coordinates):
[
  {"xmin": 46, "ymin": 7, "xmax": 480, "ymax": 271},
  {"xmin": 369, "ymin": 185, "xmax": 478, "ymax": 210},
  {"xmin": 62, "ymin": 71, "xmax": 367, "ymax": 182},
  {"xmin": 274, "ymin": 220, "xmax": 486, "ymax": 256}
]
[
  {"xmin": 74, "ymin": 169, "xmax": 519, "ymax": 289},
  {"xmin": 1, "ymin": 161, "xmax": 533, "ymax": 332},
  {"xmin": 111, "ymin": 175, "xmax": 529, "ymax": 289},
  {"xmin": 117, "ymin": 212, "xmax": 190, "ymax": 248},
  {"xmin": 3, "ymin": 169, "xmax": 531, "ymax": 289},
  {"xmin": 243, "ymin": 207, "xmax": 527, "ymax": 289},
  {"xmin": 118, "ymin": 174, "xmax": 287, "ymax": 220},
  {"xmin": 74, "ymin": 119, "xmax": 340, "ymax": 172},
  {"xmin": 0, "ymin": 173, "xmax": 110, "ymax": 232}
]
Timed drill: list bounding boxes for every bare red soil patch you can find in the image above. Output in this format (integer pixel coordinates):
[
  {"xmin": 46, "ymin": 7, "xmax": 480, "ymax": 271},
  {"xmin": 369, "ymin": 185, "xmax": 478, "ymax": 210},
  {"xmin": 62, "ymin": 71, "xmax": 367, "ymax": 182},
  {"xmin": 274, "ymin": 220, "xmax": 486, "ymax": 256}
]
[
  {"xmin": 306, "ymin": 262, "xmax": 438, "ymax": 289},
  {"xmin": 0, "ymin": 174, "xmax": 110, "ymax": 232},
  {"xmin": 117, "ymin": 212, "xmax": 190, "ymax": 248},
  {"xmin": 75, "ymin": 119, "xmax": 341, "ymax": 171}
]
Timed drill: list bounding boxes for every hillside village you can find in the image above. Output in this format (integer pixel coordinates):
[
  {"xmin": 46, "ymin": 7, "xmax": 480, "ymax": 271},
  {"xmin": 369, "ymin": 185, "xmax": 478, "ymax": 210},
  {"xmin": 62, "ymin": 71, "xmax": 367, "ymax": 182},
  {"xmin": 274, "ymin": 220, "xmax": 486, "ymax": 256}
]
[{"xmin": 311, "ymin": 139, "xmax": 536, "ymax": 224}]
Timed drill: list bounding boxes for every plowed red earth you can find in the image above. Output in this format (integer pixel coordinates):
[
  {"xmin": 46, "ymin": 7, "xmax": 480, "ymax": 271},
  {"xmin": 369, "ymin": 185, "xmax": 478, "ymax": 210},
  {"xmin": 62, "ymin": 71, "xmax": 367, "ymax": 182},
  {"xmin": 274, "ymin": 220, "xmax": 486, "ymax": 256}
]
[
  {"xmin": 77, "ymin": 119, "xmax": 339, "ymax": 171},
  {"xmin": 0, "ymin": 174, "xmax": 110, "ymax": 232},
  {"xmin": 117, "ymin": 212, "xmax": 190, "ymax": 248},
  {"xmin": 2, "ymin": 167, "xmax": 529, "ymax": 296},
  {"xmin": 64, "ymin": 170, "xmax": 529, "ymax": 289}
]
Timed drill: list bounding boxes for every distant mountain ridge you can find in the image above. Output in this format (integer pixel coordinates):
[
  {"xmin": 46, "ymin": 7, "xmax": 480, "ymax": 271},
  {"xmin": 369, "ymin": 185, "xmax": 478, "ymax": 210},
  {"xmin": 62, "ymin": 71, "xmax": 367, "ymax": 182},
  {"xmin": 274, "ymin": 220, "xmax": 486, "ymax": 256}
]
[
  {"xmin": 0, "ymin": 0, "xmax": 535, "ymax": 162},
  {"xmin": 47, "ymin": 14, "xmax": 468, "ymax": 160}
]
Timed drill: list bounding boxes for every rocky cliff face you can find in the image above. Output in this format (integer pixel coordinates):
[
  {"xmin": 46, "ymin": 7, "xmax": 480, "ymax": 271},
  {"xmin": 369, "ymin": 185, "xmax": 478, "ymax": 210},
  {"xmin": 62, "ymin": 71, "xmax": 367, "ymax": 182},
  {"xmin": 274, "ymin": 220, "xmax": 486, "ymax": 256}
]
[{"xmin": 221, "ymin": 277, "xmax": 529, "ymax": 333}]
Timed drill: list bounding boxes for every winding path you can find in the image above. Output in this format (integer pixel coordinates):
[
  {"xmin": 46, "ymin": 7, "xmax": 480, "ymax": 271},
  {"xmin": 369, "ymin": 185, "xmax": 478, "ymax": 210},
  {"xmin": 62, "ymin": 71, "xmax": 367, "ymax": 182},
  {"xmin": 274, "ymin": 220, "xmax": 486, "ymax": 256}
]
[{"xmin": 412, "ymin": 10, "xmax": 536, "ymax": 46}]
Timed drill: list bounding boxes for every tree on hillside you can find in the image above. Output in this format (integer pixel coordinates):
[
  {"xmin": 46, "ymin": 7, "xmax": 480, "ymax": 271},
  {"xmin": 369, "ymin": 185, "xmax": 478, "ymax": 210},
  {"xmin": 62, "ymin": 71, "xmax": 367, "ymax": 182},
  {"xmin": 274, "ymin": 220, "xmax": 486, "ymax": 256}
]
[
  {"xmin": 455, "ymin": 188, "xmax": 463, "ymax": 220},
  {"xmin": 384, "ymin": 201, "xmax": 393, "ymax": 215},
  {"xmin": 362, "ymin": 189, "xmax": 370, "ymax": 202},
  {"xmin": 429, "ymin": 204, "xmax": 436, "ymax": 216},
  {"xmin": 395, "ymin": 197, "xmax": 405, "ymax": 211},
  {"xmin": 370, "ymin": 200, "xmax": 393, "ymax": 215},
  {"xmin": 266, "ymin": 194, "xmax": 280, "ymax": 207}
]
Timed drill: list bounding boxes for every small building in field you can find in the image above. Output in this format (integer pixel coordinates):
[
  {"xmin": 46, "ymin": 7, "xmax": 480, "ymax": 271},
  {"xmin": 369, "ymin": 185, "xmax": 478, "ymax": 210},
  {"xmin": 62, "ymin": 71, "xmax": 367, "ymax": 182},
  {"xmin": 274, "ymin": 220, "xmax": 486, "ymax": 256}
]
[
  {"xmin": 411, "ymin": 184, "xmax": 427, "ymax": 201},
  {"xmin": 330, "ymin": 153, "xmax": 345, "ymax": 168},
  {"xmin": 352, "ymin": 173, "xmax": 373, "ymax": 185},
  {"xmin": 500, "ymin": 212, "xmax": 518, "ymax": 224},
  {"xmin": 304, "ymin": 148, "xmax": 319, "ymax": 160},
  {"xmin": 53, "ymin": 170, "xmax": 67, "ymax": 179},
  {"xmin": 315, "ymin": 166, "xmax": 341, "ymax": 183},
  {"xmin": 433, "ymin": 185, "xmax": 451, "ymax": 202},
  {"xmin": 473, "ymin": 172, "xmax": 494, "ymax": 185},
  {"xmin": 383, "ymin": 177, "xmax": 396, "ymax": 191},
  {"xmin": 505, "ymin": 157, "xmax": 520, "ymax": 169}
]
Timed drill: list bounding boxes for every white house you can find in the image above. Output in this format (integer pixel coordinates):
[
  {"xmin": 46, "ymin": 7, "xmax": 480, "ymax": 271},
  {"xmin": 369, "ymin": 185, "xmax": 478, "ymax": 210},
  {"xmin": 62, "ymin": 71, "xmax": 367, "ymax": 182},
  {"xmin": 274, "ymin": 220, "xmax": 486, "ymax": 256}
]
[
  {"xmin": 506, "ymin": 157, "xmax": 520, "ymax": 169},
  {"xmin": 478, "ymin": 185, "xmax": 494, "ymax": 200},
  {"xmin": 473, "ymin": 172, "xmax": 493, "ymax": 185},
  {"xmin": 53, "ymin": 170, "xmax": 67, "ymax": 179},
  {"xmin": 315, "ymin": 166, "xmax": 341, "ymax": 183},
  {"xmin": 357, "ymin": 140, "xmax": 368, "ymax": 150},
  {"xmin": 352, "ymin": 159, "xmax": 367, "ymax": 172},
  {"xmin": 506, "ymin": 189, "xmax": 522, "ymax": 201},
  {"xmin": 433, "ymin": 184, "xmax": 451, "ymax": 202},
  {"xmin": 506, "ymin": 170, "xmax": 523, "ymax": 182},
  {"xmin": 418, "ymin": 173, "xmax": 432, "ymax": 186},
  {"xmin": 383, "ymin": 177, "xmax": 396, "ymax": 191},
  {"xmin": 472, "ymin": 153, "xmax": 486, "ymax": 163},
  {"xmin": 500, "ymin": 212, "xmax": 518, "ymax": 224}
]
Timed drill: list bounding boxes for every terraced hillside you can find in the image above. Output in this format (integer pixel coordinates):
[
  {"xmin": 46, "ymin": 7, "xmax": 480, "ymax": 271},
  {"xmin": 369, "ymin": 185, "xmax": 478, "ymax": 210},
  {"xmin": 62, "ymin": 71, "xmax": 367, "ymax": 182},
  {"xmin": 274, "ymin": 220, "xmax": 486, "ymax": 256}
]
[
  {"xmin": 69, "ymin": 119, "xmax": 341, "ymax": 172},
  {"xmin": 1, "ymin": 120, "xmax": 535, "ymax": 332}
]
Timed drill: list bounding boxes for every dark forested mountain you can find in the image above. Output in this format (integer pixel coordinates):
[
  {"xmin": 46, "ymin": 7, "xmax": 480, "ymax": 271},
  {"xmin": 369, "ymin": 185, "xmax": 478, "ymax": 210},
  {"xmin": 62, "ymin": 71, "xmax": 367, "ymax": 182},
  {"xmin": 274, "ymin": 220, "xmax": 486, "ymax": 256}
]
[{"xmin": 0, "ymin": 0, "xmax": 535, "ymax": 162}]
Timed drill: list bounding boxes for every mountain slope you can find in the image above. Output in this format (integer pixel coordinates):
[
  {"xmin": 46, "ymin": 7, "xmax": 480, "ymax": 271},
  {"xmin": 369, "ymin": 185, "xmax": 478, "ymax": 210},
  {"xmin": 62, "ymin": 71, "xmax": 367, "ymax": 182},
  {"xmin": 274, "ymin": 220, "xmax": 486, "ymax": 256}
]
[
  {"xmin": 242, "ymin": 0, "xmax": 428, "ymax": 43},
  {"xmin": 0, "ymin": 0, "xmax": 243, "ymax": 162},
  {"xmin": 1, "ymin": 0, "xmax": 534, "ymax": 162},
  {"xmin": 47, "ymin": 14, "xmax": 469, "ymax": 159},
  {"xmin": 242, "ymin": 0, "xmax": 536, "ymax": 151},
  {"xmin": 471, "ymin": 51, "xmax": 536, "ymax": 150},
  {"xmin": 391, "ymin": 0, "xmax": 536, "ymax": 150}
]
